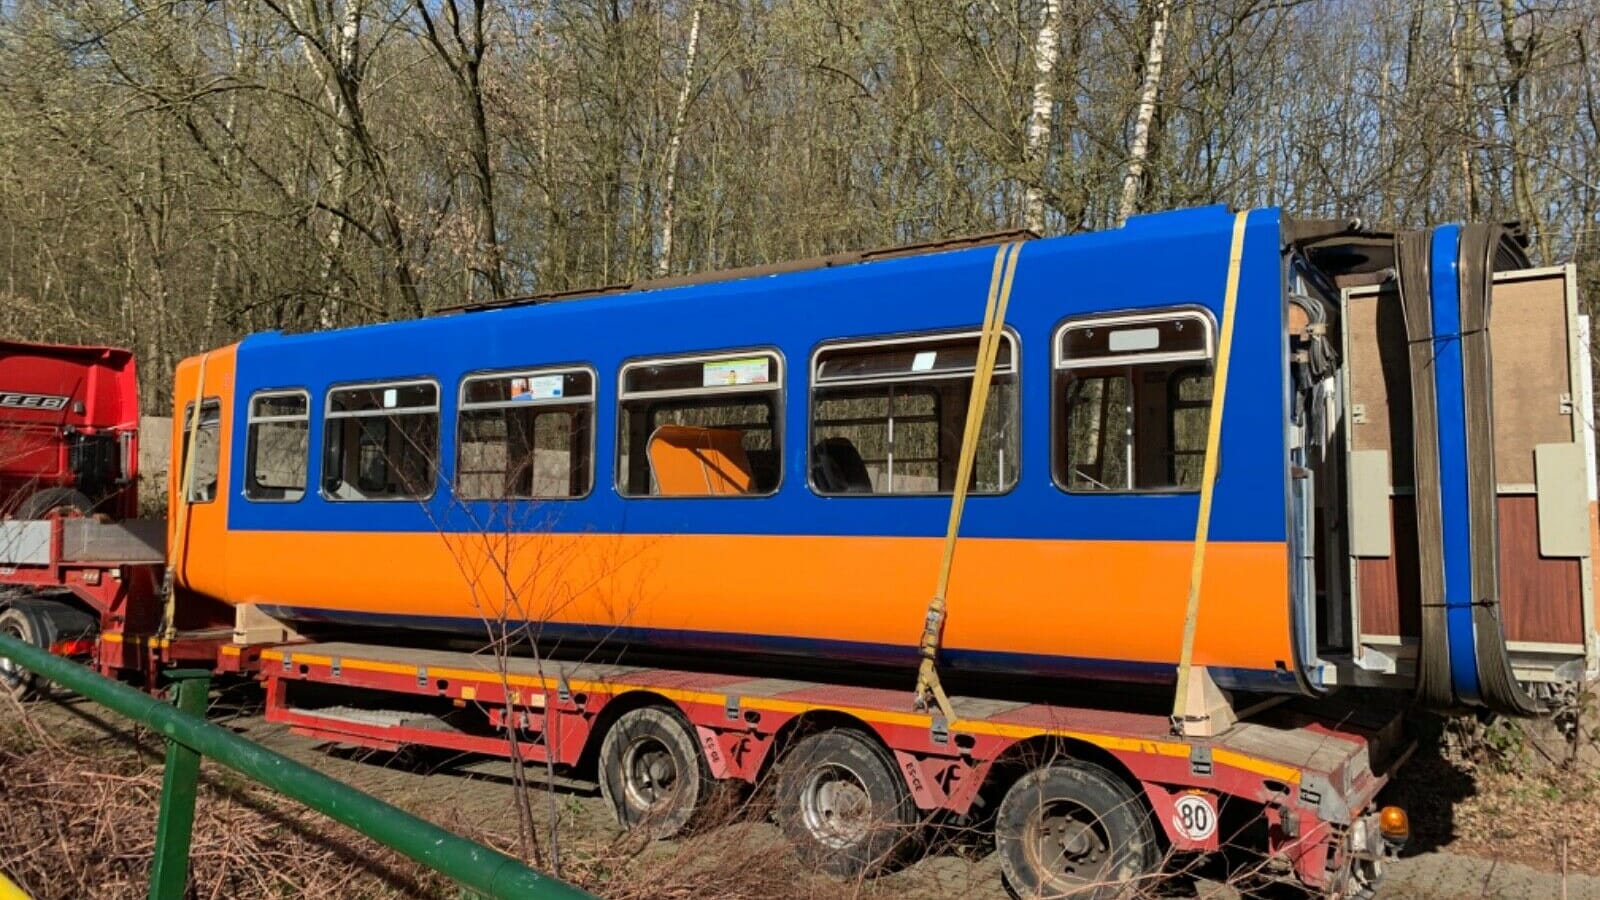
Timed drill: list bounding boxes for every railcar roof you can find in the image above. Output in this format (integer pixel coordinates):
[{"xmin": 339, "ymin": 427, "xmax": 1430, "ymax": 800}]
[{"xmin": 240, "ymin": 204, "xmax": 1276, "ymax": 357}]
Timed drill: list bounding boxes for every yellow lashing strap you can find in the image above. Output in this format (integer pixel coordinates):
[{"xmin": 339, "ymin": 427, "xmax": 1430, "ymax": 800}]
[
  {"xmin": 163, "ymin": 352, "xmax": 210, "ymax": 639},
  {"xmin": 1170, "ymin": 210, "xmax": 1250, "ymax": 728},
  {"xmin": 914, "ymin": 241, "xmax": 1023, "ymax": 722},
  {"xmin": 0, "ymin": 870, "xmax": 31, "ymax": 900}
]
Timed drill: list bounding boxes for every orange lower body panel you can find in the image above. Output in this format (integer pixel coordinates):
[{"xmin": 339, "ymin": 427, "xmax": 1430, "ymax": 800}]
[{"xmin": 214, "ymin": 530, "xmax": 1296, "ymax": 680}]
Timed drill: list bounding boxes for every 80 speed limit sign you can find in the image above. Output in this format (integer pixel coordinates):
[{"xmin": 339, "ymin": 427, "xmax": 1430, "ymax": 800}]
[{"xmin": 1172, "ymin": 792, "xmax": 1217, "ymax": 842}]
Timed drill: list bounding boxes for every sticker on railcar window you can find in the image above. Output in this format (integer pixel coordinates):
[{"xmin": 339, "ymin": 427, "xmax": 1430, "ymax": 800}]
[
  {"xmin": 510, "ymin": 374, "xmax": 565, "ymax": 401},
  {"xmin": 703, "ymin": 358, "xmax": 770, "ymax": 387},
  {"xmin": 0, "ymin": 392, "xmax": 69, "ymax": 411},
  {"xmin": 1173, "ymin": 793, "xmax": 1217, "ymax": 841},
  {"xmin": 1109, "ymin": 327, "xmax": 1161, "ymax": 352}
]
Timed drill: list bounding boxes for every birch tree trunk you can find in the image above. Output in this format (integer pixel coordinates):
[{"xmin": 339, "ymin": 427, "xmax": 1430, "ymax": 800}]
[
  {"xmin": 1023, "ymin": 0, "xmax": 1062, "ymax": 235},
  {"xmin": 1119, "ymin": 0, "xmax": 1171, "ymax": 224},
  {"xmin": 654, "ymin": 0, "xmax": 703, "ymax": 278},
  {"xmin": 282, "ymin": 0, "xmax": 361, "ymax": 328},
  {"xmin": 1451, "ymin": 1, "xmax": 1479, "ymax": 218}
]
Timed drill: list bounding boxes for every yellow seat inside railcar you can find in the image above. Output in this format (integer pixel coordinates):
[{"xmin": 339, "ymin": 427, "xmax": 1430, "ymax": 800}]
[{"xmin": 647, "ymin": 424, "xmax": 753, "ymax": 495}]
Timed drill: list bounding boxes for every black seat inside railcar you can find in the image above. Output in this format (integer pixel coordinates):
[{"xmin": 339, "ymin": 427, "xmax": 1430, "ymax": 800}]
[
  {"xmin": 745, "ymin": 448, "xmax": 780, "ymax": 493},
  {"xmin": 811, "ymin": 438, "xmax": 873, "ymax": 493}
]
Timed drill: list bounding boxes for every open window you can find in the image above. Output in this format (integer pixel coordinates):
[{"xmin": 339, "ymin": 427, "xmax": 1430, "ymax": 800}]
[
  {"xmin": 245, "ymin": 391, "xmax": 309, "ymax": 502},
  {"xmin": 180, "ymin": 399, "xmax": 222, "ymax": 503},
  {"xmin": 457, "ymin": 367, "xmax": 594, "ymax": 500},
  {"xmin": 618, "ymin": 351, "xmax": 782, "ymax": 497},
  {"xmin": 810, "ymin": 331, "xmax": 1018, "ymax": 495},
  {"xmin": 1054, "ymin": 309, "xmax": 1215, "ymax": 493},
  {"xmin": 322, "ymin": 380, "xmax": 439, "ymax": 501}
]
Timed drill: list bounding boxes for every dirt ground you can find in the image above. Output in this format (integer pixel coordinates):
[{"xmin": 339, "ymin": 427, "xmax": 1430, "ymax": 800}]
[{"xmin": 3, "ymin": 689, "xmax": 1598, "ymax": 900}]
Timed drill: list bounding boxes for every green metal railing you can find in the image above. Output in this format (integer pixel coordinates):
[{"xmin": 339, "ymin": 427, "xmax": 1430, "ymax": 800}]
[{"xmin": 0, "ymin": 634, "xmax": 595, "ymax": 900}]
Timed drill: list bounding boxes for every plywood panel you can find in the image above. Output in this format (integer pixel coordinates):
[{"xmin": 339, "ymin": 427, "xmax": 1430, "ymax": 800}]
[
  {"xmin": 1347, "ymin": 290, "xmax": 1415, "ymax": 487},
  {"xmin": 1490, "ymin": 274, "xmax": 1572, "ymax": 485},
  {"xmin": 1357, "ymin": 496, "xmax": 1419, "ymax": 639},
  {"xmin": 1498, "ymin": 494, "xmax": 1585, "ymax": 645}
]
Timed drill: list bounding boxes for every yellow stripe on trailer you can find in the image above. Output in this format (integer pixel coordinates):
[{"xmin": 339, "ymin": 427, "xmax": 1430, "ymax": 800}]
[{"xmin": 259, "ymin": 645, "xmax": 1302, "ymax": 784}]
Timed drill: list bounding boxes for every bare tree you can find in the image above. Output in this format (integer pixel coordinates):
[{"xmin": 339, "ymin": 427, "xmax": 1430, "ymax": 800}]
[
  {"xmin": 1120, "ymin": 0, "xmax": 1172, "ymax": 223},
  {"xmin": 412, "ymin": 0, "xmax": 505, "ymax": 300}
]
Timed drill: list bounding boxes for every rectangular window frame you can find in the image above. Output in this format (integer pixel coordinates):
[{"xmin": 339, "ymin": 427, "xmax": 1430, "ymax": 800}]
[
  {"xmin": 455, "ymin": 364, "xmax": 598, "ymax": 501},
  {"xmin": 321, "ymin": 377, "xmax": 441, "ymax": 503},
  {"xmin": 616, "ymin": 348, "xmax": 785, "ymax": 498},
  {"xmin": 1052, "ymin": 307, "xmax": 1217, "ymax": 495},
  {"xmin": 808, "ymin": 328, "xmax": 1021, "ymax": 498},
  {"xmin": 244, "ymin": 388, "xmax": 310, "ymax": 503},
  {"xmin": 180, "ymin": 398, "xmax": 223, "ymax": 504}
]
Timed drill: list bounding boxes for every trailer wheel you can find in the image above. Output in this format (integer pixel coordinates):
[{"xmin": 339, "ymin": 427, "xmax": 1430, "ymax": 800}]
[
  {"xmin": 995, "ymin": 761, "xmax": 1159, "ymax": 899},
  {"xmin": 598, "ymin": 706, "xmax": 711, "ymax": 839},
  {"xmin": 0, "ymin": 604, "xmax": 57, "ymax": 701},
  {"xmin": 774, "ymin": 729, "xmax": 918, "ymax": 877}
]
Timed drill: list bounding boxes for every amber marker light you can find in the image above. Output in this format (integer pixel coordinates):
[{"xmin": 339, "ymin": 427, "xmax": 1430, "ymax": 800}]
[{"xmin": 1378, "ymin": 805, "xmax": 1409, "ymax": 843}]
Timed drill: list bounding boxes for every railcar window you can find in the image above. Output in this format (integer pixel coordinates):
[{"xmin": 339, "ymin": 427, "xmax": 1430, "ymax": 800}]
[
  {"xmin": 810, "ymin": 332, "xmax": 1018, "ymax": 495},
  {"xmin": 617, "ymin": 351, "xmax": 782, "ymax": 497},
  {"xmin": 180, "ymin": 399, "xmax": 222, "ymax": 503},
  {"xmin": 322, "ymin": 381, "xmax": 439, "ymax": 501},
  {"xmin": 1054, "ymin": 310, "xmax": 1215, "ymax": 492},
  {"xmin": 457, "ymin": 368, "xmax": 593, "ymax": 500},
  {"xmin": 245, "ymin": 391, "xmax": 309, "ymax": 501}
]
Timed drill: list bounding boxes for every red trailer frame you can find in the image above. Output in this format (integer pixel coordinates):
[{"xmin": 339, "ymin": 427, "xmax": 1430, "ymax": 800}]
[
  {"xmin": 259, "ymin": 640, "xmax": 1407, "ymax": 897},
  {"xmin": 0, "ymin": 515, "xmax": 234, "ymax": 686}
]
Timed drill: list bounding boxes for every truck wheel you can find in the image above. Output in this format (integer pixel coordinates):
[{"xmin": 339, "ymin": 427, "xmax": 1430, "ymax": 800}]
[
  {"xmin": 598, "ymin": 706, "xmax": 711, "ymax": 839},
  {"xmin": 15, "ymin": 487, "xmax": 93, "ymax": 520},
  {"xmin": 995, "ymin": 761, "xmax": 1159, "ymax": 900},
  {"xmin": 774, "ymin": 729, "xmax": 918, "ymax": 877},
  {"xmin": 0, "ymin": 605, "xmax": 57, "ymax": 701}
]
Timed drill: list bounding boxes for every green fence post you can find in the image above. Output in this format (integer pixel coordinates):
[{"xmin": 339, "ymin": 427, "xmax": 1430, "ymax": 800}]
[{"xmin": 148, "ymin": 669, "xmax": 211, "ymax": 900}]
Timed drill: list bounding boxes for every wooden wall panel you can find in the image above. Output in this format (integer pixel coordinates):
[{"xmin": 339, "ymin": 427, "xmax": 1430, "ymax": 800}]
[
  {"xmin": 1490, "ymin": 275, "xmax": 1572, "ymax": 486},
  {"xmin": 1357, "ymin": 496, "xmax": 1419, "ymax": 639},
  {"xmin": 1347, "ymin": 290, "xmax": 1415, "ymax": 487},
  {"xmin": 1498, "ymin": 494, "xmax": 1585, "ymax": 645}
]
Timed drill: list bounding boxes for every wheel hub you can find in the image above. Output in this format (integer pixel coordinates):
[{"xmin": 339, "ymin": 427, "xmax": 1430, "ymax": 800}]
[
  {"xmin": 801, "ymin": 762, "xmax": 872, "ymax": 848},
  {"xmin": 621, "ymin": 737, "xmax": 679, "ymax": 811},
  {"xmin": 1025, "ymin": 800, "xmax": 1112, "ymax": 884}
]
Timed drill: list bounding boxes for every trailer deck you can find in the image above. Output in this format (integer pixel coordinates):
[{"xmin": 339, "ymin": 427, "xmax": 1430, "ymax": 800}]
[{"xmin": 262, "ymin": 639, "xmax": 1405, "ymax": 895}]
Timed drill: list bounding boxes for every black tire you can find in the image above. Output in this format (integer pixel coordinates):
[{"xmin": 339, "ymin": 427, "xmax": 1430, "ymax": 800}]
[
  {"xmin": 774, "ymin": 729, "xmax": 919, "ymax": 877},
  {"xmin": 996, "ymin": 761, "xmax": 1160, "ymax": 899},
  {"xmin": 0, "ymin": 604, "xmax": 57, "ymax": 701},
  {"xmin": 598, "ymin": 706, "xmax": 711, "ymax": 839},
  {"xmin": 15, "ymin": 487, "xmax": 93, "ymax": 520}
]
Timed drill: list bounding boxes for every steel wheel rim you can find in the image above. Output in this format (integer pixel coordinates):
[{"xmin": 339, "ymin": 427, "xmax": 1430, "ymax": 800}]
[
  {"xmin": 620, "ymin": 735, "xmax": 679, "ymax": 813},
  {"xmin": 800, "ymin": 761, "xmax": 873, "ymax": 848},
  {"xmin": 0, "ymin": 620, "xmax": 26, "ymax": 689},
  {"xmin": 1021, "ymin": 798, "xmax": 1113, "ymax": 886}
]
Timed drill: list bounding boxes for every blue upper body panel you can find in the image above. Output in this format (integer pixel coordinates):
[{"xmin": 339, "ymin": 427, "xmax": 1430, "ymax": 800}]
[{"xmin": 226, "ymin": 205, "xmax": 1292, "ymax": 544}]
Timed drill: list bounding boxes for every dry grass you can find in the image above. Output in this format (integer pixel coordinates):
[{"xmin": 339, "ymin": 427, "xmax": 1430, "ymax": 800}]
[
  {"xmin": 1383, "ymin": 686, "xmax": 1600, "ymax": 879},
  {"xmin": 0, "ymin": 697, "xmax": 828, "ymax": 900},
  {"xmin": 0, "ymin": 700, "xmax": 453, "ymax": 899}
]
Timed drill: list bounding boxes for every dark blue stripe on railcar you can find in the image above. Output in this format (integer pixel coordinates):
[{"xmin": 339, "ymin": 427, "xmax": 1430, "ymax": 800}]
[{"xmin": 259, "ymin": 604, "xmax": 1300, "ymax": 694}]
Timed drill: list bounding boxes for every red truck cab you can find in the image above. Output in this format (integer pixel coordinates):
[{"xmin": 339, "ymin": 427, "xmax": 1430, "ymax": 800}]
[{"xmin": 0, "ymin": 340, "xmax": 140, "ymax": 520}]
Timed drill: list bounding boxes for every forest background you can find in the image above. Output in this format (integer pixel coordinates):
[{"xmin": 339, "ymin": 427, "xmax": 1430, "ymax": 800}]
[{"xmin": 1, "ymin": 0, "xmax": 1596, "ymax": 410}]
